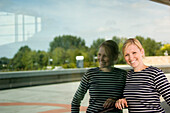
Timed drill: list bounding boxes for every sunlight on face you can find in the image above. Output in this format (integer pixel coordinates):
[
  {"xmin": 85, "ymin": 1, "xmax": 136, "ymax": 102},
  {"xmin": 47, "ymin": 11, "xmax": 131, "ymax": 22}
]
[{"xmin": 124, "ymin": 44, "xmax": 144, "ymax": 69}]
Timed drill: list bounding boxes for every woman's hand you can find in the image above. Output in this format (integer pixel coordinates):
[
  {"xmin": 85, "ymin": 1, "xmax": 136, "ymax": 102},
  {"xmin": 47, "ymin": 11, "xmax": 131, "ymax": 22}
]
[
  {"xmin": 103, "ymin": 98, "xmax": 116, "ymax": 108},
  {"xmin": 115, "ymin": 98, "xmax": 128, "ymax": 110}
]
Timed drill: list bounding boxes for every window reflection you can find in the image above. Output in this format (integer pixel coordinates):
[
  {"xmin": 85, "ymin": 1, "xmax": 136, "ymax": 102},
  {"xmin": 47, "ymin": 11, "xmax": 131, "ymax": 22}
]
[{"xmin": 0, "ymin": 11, "xmax": 41, "ymax": 45}]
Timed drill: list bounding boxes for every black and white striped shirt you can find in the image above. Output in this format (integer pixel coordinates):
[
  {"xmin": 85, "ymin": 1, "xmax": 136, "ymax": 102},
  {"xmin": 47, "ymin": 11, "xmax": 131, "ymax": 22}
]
[
  {"xmin": 124, "ymin": 66, "xmax": 170, "ymax": 113},
  {"xmin": 71, "ymin": 67, "xmax": 127, "ymax": 113}
]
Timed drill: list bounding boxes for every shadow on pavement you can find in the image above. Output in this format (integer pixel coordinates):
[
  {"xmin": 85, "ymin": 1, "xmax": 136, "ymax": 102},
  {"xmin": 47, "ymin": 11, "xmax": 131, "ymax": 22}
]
[{"xmin": 161, "ymin": 101, "xmax": 170, "ymax": 112}]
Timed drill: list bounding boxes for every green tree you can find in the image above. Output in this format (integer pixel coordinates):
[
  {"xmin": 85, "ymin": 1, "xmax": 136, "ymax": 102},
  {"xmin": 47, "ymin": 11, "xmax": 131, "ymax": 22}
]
[
  {"xmin": 10, "ymin": 46, "xmax": 49, "ymax": 70},
  {"xmin": 66, "ymin": 49, "xmax": 79, "ymax": 64},
  {"xmin": 49, "ymin": 35, "xmax": 86, "ymax": 52},
  {"xmin": 112, "ymin": 36, "xmax": 127, "ymax": 64},
  {"xmin": 161, "ymin": 44, "xmax": 170, "ymax": 56},
  {"xmin": 10, "ymin": 46, "xmax": 39, "ymax": 70},
  {"xmin": 0, "ymin": 57, "xmax": 10, "ymax": 70},
  {"xmin": 51, "ymin": 47, "xmax": 66, "ymax": 65},
  {"xmin": 65, "ymin": 48, "xmax": 83, "ymax": 68},
  {"xmin": 11, "ymin": 46, "xmax": 32, "ymax": 70},
  {"xmin": 49, "ymin": 35, "xmax": 89, "ymax": 68},
  {"xmin": 112, "ymin": 36, "xmax": 121, "ymax": 45},
  {"xmin": 135, "ymin": 36, "xmax": 162, "ymax": 56},
  {"xmin": 36, "ymin": 50, "xmax": 49, "ymax": 68},
  {"xmin": 23, "ymin": 50, "xmax": 37, "ymax": 70}
]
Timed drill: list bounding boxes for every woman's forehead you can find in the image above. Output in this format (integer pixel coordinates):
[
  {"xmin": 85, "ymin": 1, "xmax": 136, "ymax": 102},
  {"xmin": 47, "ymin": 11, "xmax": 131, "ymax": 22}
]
[
  {"xmin": 98, "ymin": 46, "xmax": 110, "ymax": 55},
  {"xmin": 125, "ymin": 44, "xmax": 140, "ymax": 51},
  {"xmin": 98, "ymin": 46, "xmax": 106, "ymax": 53}
]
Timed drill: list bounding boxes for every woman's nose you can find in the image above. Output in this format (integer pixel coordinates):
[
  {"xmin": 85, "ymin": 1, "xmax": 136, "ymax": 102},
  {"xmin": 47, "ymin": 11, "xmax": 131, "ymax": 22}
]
[
  {"xmin": 129, "ymin": 54, "xmax": 133, "ymax": 60},
  {"xmin": 100, "ymin": 56, "xmax": 104, "ymax": 61}
]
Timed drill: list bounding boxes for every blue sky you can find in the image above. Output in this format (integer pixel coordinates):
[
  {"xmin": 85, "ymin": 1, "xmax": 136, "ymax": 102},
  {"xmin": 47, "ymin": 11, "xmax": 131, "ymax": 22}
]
[{"xmin": 0, "ymin": 0, "xmax": 170, "ymax": 47}]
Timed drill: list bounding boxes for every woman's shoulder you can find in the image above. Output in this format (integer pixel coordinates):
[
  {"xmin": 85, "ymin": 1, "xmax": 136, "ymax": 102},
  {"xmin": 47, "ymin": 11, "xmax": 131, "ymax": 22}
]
[
  {"xmin": 82, "ymin": 67, "xmax": 100, "ymax": 79},
  {"xmin": 127, "ymin": 66, "xmax": 163, "ymax": 74},
  {"xmin": 86, "ymin": 67, "xmax": 100, "ymax": 73},
  {"xmin": 114, "ymin": 67, "xmax": 127, "ymax": 73},
  {"xmin": 141, "ymin": 66, "xmax": 165, "ymax": 78},
  {"xmin": 147, "ymin": 66, "xmax": 163, "ymax": 73}
]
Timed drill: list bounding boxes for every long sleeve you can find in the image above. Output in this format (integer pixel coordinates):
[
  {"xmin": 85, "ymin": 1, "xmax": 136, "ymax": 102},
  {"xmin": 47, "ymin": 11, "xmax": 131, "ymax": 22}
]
[
  {"xmin": 71, "ymin": 67, "xmax": 126, "ymax": 113},
  {"xmin": 124, "ymin": 66, "xmax": 169, "ymax": 112},
  {"xmin": 119, "ymin": 70, "xmax": 127, "ymax": 99},
  {"xmin": 71, "ymin": 73, "xmax": 89, "ymax": 113},
  {"xmin": 155, "ymin": 70, "xmax": 170, "ymax": 106}
]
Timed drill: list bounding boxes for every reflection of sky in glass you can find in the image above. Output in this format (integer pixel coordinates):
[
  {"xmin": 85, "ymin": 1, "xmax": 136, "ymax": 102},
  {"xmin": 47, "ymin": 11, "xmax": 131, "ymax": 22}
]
[
  {"xmin": 0, "ymin": 12, "xmax": 15, "ymax": 45},
  {"xmin": 0, "ymin": 0, "xmax": 169, "ymax": 58},
  {"xmin": 0, "ymin": 12, "xmax": 41, "ymax": 45},
  {"xmin": 0, "ymin": 0, "xmax": 169, "ymax": 48}
]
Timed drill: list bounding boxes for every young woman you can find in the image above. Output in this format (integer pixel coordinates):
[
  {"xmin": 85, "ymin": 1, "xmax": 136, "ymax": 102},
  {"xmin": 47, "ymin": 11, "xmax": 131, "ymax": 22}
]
[
  {"xmin": 71, "ymin": 40, "xmax": 127, "ymax": 113},
  {"xmin": 115, "ymin": 38, "xmax": 170, "ymax": 113}
]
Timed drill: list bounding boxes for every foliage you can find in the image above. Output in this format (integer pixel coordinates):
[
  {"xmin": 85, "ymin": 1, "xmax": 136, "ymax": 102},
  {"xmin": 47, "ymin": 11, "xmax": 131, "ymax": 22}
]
[
  {"xmin": 49, "ymin": 35, "xmax": 86, "ymax": 52},
  {"xmin": 51, "ymin": 47, "xmax": 66, "ymax": 65},
  {"xmin": 49, "ymin": 35, "xmax": 89, "ymax": 68},
  {"xmin": 135, "ymin": 36, "xmax": 162, "ymax": 56},
  {"xmin": 10, "ymin": 46, "xmax": 32, "ymax": 70},
  {"xmin": 10, "ymin": 46, "xmax": 49, "ymax": 71},
  {"xmin": 161, "ymin": 44, "xmax": 170, "ymax": 55},
  {"xmin": 36, "ymin": 50, "xmax": 49, "ymax": 68},
  {"xmin": 90, "ymin": 38, "xmax": 105, "ymax": 56},
  {"xmin": 62, "ymin": 63, "xmax": 76, "ymax": 68},
  {"xmin": 1, "ymin": 35, "xmax": 167, "ymax": 71},
  {"xmin": 112, "ymin": 36, "xmax": 127, "ymax": 64},
  {"xmin": 0, "ymin": 57, "xmax": 10, "ymax": 71}
]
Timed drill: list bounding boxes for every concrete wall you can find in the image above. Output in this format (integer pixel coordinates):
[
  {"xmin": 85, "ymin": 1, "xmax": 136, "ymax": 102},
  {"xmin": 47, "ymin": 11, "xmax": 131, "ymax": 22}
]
[
  {"xmin": 0, "ymin": 69, "xmax": 88, "ymax": 90},
  {"xmin": 143, "ymin": 56, "xmax": 170, "ymax": 65},
  {"xmin": 0, "ymin": 65, "xmax": 169, "ymax": 90}
]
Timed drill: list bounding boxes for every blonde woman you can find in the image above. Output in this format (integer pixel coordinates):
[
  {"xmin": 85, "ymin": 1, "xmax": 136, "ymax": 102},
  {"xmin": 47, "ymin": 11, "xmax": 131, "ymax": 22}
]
[{"xmin": 115, "ymin": 38, "xmax": 170, "ymax": 113}]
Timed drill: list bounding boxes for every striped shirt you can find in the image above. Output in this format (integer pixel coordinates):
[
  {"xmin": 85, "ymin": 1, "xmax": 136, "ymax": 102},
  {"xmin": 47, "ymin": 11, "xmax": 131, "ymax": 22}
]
[
  {"xmin": 71, "ymin": 67, "xmax": 127, "ymax": 113},
  {"xmin": 124, "ymin": 66, "xmax": 170, "ymax": 113}
]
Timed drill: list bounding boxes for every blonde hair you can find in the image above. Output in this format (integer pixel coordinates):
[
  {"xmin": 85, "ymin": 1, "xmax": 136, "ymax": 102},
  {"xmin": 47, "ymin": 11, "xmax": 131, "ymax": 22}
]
[{"xmin": 122, "ymin": 38, "xmax": 145, "ymax": 57}]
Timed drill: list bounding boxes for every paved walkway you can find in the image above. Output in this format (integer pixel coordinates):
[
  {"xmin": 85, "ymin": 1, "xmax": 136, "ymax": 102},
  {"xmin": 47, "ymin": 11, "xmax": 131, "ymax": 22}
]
[
  {"xmin": 0, "ymin": 81, "xmax": 89, "ymax": 113},
  {"xmin": 0, "ymin": 74, "xmax": 170, "ymax": 113}
]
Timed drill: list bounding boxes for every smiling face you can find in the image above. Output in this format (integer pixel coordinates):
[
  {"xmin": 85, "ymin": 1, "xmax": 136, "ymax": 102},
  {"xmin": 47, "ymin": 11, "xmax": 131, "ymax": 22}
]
[
  {"xmin": 124, "ymin": 44, "xmax": 144, "ymax": 70},
  {"xmin": 97, "ymin": 46, "xmax": 113, "ymax": 69}
]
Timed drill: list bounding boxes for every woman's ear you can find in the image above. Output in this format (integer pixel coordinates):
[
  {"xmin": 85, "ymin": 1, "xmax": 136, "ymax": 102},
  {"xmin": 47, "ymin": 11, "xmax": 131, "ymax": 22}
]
[{"xmin": 141, "ymin": 48, "xmax": 145, "ymax": 58}]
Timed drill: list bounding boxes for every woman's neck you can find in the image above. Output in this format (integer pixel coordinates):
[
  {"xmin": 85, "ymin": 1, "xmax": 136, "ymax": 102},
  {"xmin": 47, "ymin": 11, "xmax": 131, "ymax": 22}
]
[
  {"xmin": 134, "ymin": 64, "xmax": 148, "ymax": 72},
  {"xmin": 100, "ymin": 67, "xmax": 113, "ymax": 72}
]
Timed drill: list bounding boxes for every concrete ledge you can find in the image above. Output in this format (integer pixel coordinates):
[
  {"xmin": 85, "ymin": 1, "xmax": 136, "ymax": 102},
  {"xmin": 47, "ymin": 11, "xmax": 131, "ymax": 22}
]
[
  {"xmin": 153, "ymin": 65, "xmax": 170, "ymax": 73},
  {"xmin": 0, "ymin": 65, "xmax": 169, "ymax": 90},
  {"xmin": 0, "ymin": 68, "xmax": 88, "ymax": 90}
]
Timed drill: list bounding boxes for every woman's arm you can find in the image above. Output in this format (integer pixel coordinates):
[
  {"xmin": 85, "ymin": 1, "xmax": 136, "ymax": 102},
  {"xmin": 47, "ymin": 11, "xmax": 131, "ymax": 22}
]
[
  {"xmin": 71, "ymin": 73, "xmax": 89, "ymax": 112},
  {"xmin": 103, "ymin": 97, "xmax": 117, "ymax": 108},
  {"xmin": 155, "ymin": 71, "xmax": 170, "ymax": 106}
]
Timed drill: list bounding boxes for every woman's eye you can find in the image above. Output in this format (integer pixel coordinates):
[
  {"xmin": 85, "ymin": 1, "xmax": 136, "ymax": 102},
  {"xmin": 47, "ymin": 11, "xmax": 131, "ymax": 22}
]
[
  {"xmin": 125, "ymin": 54, "xmax": 128, "ymax": 57},
  {"xmin": 133, "ymin": 52, "xmax": 136, "ymax": 54}
]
